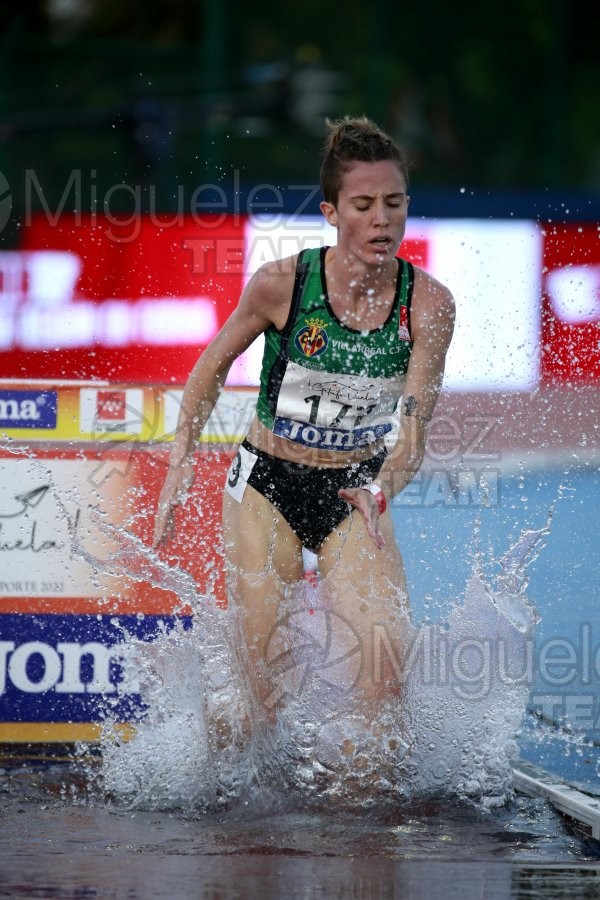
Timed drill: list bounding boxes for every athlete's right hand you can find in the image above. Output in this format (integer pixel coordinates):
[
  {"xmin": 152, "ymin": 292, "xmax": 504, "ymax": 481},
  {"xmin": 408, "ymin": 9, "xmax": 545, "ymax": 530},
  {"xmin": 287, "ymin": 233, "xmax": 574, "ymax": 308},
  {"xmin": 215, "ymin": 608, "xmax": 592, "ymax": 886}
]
[
  {"xmin": 338, "ymin": 486, "xmax": 386, "ymax": 551},
  {"xmin": 152, "ymin": 459, "xmax": 195, "ymax": 548}
]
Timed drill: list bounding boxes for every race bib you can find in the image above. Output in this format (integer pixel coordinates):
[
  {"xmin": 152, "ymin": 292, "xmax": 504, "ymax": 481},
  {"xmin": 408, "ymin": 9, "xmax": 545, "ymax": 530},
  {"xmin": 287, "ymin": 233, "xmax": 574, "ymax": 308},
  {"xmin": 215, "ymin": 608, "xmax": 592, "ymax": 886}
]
[{"xmin": 272, "ymin": 362, "xmax": 404, "ymax": 451}]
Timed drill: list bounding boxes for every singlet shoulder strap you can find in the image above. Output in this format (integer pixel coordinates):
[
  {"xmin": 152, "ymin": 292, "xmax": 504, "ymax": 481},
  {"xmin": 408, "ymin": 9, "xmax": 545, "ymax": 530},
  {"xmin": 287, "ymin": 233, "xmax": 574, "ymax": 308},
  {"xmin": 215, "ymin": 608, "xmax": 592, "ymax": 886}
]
[
  {"xmin": 394, "ymin": 257, "xmax": 413, "ymax": 306},
  {"xmin": 278, "ymin": 248, "xmax": 312, "ymax": 340},
  {"xmin": 395, "ymin": 257, "xmax": 415, "ymax": 339},
  {"xmin": 405, "ymin": 259, "xmax": 415, "ymax": 339},
  {"xmin": 265, "ymin": 248, "xmax": 313, "ymax": 417}
]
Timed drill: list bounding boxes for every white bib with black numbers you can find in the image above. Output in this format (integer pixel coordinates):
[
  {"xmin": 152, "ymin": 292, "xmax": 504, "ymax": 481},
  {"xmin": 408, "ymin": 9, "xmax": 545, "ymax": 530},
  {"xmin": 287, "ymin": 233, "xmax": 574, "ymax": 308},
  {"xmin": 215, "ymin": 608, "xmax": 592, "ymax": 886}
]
[{"xmin": 272, "ymin": 361, "xmax": 406, "ymax": 451}]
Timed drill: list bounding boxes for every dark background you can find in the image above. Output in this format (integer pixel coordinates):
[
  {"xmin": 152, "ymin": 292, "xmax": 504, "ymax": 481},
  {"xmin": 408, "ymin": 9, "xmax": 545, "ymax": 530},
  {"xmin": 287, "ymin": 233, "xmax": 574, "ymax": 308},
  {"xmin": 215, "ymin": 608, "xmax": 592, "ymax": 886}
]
[{"xmin": 0, "ymin": 0, "xmax": 599, "ymax": 226}]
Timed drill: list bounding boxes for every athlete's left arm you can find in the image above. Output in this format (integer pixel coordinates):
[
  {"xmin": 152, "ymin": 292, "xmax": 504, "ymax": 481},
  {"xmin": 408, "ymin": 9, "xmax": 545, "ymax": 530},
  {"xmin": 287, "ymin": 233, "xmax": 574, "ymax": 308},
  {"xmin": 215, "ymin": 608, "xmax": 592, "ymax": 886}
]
[
  {"xmin": 380, "ymin": 268, "xmax": 455, "ymax": 488},
  {"xmin": 339, "ymin": 269, "xmax": 455, "ymax": 549}
]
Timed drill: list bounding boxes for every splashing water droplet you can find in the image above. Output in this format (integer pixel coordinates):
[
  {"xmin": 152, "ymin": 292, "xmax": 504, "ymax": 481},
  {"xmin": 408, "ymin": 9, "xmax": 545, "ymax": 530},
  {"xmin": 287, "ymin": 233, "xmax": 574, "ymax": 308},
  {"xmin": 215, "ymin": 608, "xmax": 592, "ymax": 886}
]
[{"xmin": 67, "ymin": 510, "xmax": 551, "ymax": 813}]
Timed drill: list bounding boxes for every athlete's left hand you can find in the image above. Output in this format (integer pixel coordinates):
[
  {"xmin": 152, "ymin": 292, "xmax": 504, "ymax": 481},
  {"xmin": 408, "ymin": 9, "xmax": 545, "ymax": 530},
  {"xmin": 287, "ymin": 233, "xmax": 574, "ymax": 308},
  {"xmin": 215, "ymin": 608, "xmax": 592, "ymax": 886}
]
[{"xmin": 338, "ymin": 487, "xmax": 386, "ymax": 551}]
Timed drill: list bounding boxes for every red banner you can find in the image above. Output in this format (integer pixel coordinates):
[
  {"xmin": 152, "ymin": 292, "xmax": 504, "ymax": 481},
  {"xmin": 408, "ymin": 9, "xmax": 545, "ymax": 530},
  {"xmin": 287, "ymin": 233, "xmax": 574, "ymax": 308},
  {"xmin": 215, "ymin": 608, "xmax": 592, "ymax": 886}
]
[
  {"xmin": 2, "ymin": 214, "xmax": 598, "ymax": 387},
  {"xmin": 4, "ymin": 214, "xmax": 245, "ymax": 383},
  {"xmin": 541, "ymin": 224, "xmax": 600, "ymax": 383}
]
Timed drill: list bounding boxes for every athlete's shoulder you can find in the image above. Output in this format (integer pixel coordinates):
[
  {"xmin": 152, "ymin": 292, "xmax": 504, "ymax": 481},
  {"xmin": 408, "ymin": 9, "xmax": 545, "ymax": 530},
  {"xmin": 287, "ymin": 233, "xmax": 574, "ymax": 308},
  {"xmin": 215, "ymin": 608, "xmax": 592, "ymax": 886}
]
[
  {"xmin": 412, "ymin": 265, "xmax": 455, "ymax": 314},
  {"xmin": 238, "ymin": 253, "xmax": 301, "ymax": 330},
  {"xmin": 247, "ymin": 253, "xmax": 299, "ymax": 293},
  {"xmin": 410, "ymin": 265, "xmax": 455, "ymax": 349},
  {"xmin": 254, "ymin": 247, "xmax": 320, "ymax": 282}
]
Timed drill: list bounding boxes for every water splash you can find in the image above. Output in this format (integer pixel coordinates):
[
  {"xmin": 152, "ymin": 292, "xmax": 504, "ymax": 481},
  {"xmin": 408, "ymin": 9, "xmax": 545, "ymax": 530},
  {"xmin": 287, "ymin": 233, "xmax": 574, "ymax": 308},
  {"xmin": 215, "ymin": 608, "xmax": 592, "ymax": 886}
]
[
  {"xmin": 72, "ymin": 509, "xmax": 200, "ymax": 612},
  {"xmin": 271, "ymin": 523, "xmax": 548, "ymax": 811},
  {"xmin": 100, "ymin": 620, "xmax": 253, "ymax": 811},
  {"xmin": 76, "ymin": 518, "xmax": 548, "ymax": 813}
]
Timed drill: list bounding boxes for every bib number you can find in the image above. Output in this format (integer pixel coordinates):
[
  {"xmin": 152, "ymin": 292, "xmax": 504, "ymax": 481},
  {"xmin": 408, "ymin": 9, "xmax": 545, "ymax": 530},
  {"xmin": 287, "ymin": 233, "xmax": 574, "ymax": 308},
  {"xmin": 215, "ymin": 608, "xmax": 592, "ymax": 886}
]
[{"xmin": 304, "ymin": 394, "xmax": 377, "ymax": 428}]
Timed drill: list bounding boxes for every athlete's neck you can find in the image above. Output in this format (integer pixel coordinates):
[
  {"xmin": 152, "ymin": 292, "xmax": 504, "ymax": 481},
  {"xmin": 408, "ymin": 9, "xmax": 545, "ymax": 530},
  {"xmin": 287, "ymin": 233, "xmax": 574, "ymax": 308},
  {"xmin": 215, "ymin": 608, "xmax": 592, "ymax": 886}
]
[
  {"xmin": 326, "ymin": 247, "xmax": 396, "ymax": 301},
  {"xmin": 325, "ymin": 247, "xmax": 397, "ymax": 324}
]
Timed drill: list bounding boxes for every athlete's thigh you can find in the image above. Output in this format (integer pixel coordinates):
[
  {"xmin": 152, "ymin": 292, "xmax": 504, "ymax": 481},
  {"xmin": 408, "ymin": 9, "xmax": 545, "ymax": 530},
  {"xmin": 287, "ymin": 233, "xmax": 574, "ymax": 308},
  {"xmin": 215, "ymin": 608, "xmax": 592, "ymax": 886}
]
[
  {"xmin": 222, "ymin": 485, "xmax": 303, "ymax": 708},
  {"xmin": 318, "ymin": 508, "xmax": 408, "ymax": 610},
  {"xmin": 222, "ymin": 484, "xmax": 303, "ymax": 585},
  {"xmin": 318, "ymin": 511, "xmax": 411, "ymax": 696}
]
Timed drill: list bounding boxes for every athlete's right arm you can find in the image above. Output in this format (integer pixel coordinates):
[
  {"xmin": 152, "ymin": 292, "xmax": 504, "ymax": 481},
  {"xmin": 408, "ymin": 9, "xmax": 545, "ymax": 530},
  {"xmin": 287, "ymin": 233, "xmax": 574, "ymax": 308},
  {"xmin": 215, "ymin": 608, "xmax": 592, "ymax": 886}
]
[{"xmin": 152, "ymin": 259, "xmax": 296, "ymax": 547}]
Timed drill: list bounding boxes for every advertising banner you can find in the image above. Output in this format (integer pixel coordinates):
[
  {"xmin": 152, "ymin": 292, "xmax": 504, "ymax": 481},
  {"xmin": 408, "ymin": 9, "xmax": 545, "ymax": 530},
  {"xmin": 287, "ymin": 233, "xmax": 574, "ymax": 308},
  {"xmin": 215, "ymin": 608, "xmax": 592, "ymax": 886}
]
[
  {"xmin": 541, "ymin": 223, "xmax": 600, "ymax": 382},
  {"xmin": 0, "ymin": 382, "xmax": 249, "ymax": 742},
  {"xmin": 3, "ymin": 212, "xmax": 583, "ymax": 390}
]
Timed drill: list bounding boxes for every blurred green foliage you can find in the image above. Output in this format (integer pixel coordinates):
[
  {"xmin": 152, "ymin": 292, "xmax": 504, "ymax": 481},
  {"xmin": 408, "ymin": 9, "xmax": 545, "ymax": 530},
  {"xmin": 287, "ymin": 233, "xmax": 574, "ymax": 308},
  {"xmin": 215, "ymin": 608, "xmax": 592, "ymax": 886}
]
[{"xmin": 0, "ymin": 0, "xmax": 598, "ymax": 215}]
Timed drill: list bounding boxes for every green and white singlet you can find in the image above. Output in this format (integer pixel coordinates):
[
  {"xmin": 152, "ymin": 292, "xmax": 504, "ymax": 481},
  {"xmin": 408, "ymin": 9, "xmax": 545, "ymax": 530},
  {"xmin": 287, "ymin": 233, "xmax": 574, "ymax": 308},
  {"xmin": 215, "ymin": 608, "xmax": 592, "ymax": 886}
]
[{"xmin": 255, "ymin": 246, "xmax": 414, "ymax": 452}]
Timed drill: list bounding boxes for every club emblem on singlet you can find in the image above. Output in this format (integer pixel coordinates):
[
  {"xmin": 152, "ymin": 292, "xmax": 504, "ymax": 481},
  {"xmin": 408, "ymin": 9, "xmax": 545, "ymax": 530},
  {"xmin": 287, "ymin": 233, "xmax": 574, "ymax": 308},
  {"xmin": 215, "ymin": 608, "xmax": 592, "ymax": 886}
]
[{"xmin": 294, "ymin": 317, "xmax": 329, "ymax": 358}]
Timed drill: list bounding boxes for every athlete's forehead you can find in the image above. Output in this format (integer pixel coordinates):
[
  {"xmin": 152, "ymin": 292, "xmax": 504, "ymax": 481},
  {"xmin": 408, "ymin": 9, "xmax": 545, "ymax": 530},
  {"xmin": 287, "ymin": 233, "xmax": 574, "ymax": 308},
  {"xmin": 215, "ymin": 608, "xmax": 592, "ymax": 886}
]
[{"xmin": 339, "ymin": 159, "xmax": 408, "ymax": 199}]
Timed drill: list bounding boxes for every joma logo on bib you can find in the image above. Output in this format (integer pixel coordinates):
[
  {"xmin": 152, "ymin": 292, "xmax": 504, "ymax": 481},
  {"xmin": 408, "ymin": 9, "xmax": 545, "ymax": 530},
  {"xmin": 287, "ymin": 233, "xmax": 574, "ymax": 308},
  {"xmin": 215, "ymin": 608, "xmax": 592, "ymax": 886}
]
[{"xmin": 274, "ymin": 417, "xmax": 391, "ymax": 450}]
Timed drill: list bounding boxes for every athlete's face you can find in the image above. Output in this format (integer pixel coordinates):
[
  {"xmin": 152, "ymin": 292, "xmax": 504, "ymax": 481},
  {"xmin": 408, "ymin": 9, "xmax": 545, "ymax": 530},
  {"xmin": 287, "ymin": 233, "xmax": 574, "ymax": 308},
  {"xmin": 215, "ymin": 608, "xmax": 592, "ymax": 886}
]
[{"xmin": 320, "ymin": 160, "xmax": 409, "ymax": 267}]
